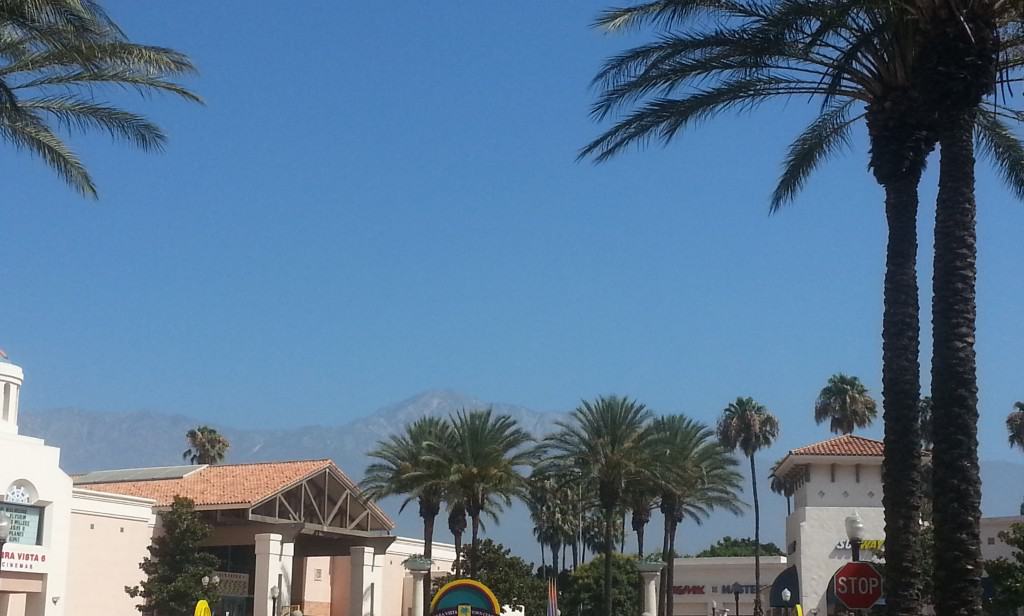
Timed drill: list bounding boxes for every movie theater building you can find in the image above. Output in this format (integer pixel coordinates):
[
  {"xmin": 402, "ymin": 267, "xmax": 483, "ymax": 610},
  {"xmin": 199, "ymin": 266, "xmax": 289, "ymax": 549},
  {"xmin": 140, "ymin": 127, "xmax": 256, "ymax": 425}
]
[{"xmin": 0, "ymin": 359, "xmax": 71, "ymax": 616}]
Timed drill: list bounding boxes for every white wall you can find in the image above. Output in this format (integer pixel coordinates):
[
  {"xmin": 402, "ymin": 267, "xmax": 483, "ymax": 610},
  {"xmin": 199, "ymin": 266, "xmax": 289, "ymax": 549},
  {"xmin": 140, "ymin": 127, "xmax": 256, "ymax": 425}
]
[
  {"xmin": 671, "ymin": 556, "xmax": 789, "ymax": 616},
  {"xmin": 787, "ymin": 460, "xmax": 885, "ymax": 615},
  {"xmin": 65, "ymin": 490, "xmax": 156, "ymax": 616}
]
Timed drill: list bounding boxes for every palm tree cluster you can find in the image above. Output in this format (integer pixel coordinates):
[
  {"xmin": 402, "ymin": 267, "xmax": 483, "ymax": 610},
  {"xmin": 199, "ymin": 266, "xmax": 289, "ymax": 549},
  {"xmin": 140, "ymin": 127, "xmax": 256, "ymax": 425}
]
[
  {"xmin": 0, "ymin": 0, "xmax": 199, "ymax": 198},
  {"xmin": 582, "ymin": 2, "xmax": 1024, "ymax": 614},
  {"xmin": 361, "ymin": 410, "xmax": 533, "ymax": 615},
  {"xmin": 364, "ymin": 394, "xmax": 782, "ymax": 616}
]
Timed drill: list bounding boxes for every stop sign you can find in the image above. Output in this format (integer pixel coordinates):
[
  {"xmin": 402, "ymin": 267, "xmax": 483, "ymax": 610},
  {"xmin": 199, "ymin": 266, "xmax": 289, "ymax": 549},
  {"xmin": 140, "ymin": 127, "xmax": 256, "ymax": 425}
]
[{"xmin": 833, "ymin": 562, "xmax": 884, "ymax": 610}]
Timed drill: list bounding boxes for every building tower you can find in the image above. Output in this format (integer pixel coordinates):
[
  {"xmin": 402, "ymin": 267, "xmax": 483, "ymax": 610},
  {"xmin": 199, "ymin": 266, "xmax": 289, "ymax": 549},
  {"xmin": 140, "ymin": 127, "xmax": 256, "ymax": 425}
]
[{"xmin": 0, "ymin": 355, "xmax": 24, "ymax": 435}]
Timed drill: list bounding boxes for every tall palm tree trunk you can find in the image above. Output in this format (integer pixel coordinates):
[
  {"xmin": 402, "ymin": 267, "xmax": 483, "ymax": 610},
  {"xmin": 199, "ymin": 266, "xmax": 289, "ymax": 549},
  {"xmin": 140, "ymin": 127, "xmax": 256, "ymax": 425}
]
[
  {"xmin": 750, "ymin": 455, "xmax": 762, "ymax": 616},
  {"xmin": 470, "ymin": 514, "xmax": 481, "ymax": 579},
  {"xmin": 621, "ymin": 511, "xmax": 627, "ymax": 553},
  {"xmin": 880, "ymin": 174, "xmax": 925, "ymax": 616},
  {"xmin": 666, "ymin": 519, "xmax": 678, "ymax": 616},
  {"xmin": 603, "ymin": 504, "xmax": 614, "ymax": 616},
  {"xmin": 571, "ymin": 539, "xmax": 579, "ymax": 571},
  {"xmin": 931, "ymin": 113, "xmax": 983, "ymax": 616},
  {"xmin": 632, "ymin": 509, "xmax": 651, "ymax": 557},
  {"xmin": 449, "ymin": 507, "xmax": 466, "ymax": 578},
  {"xmin": 420, "ymin": 499, "xmax": 438, "ymax": 616},
  {"xmin": 551, "ymin": 543, "xmax": 561, "ymax": 575},
  {"xmin": 660, "ymin": 520, "xmax": 672, "ymax": 616}
]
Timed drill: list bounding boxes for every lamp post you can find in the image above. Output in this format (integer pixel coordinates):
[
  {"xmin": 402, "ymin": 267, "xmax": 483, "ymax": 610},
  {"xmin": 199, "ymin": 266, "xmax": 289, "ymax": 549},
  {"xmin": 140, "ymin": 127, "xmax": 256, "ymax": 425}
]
[
  {"xmin": 270, "ymin": 585, "xmax": 280, "ymax": 616},
  {"xmin": 845, "ymin": 511, "xmax": 866, "ymax": 562},
  {"xmin": 733, "ymin": 582, "xmax": 741, "ymax": 616},
  {"xmin": 0, "ymin": 511, "xmax": 11, "ymax": 572},
  {"xmin": 781, "ymin": 588, "xmax": 791, "ymax": 614},
  {"xmin": 713, "ymin": 600, "xmax": 718, "ymax": 616}
]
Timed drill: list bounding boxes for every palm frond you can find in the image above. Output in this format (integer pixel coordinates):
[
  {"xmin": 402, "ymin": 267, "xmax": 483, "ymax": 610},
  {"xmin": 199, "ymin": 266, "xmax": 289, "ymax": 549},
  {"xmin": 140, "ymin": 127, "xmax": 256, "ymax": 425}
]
[
  {"xmin": 974, "ymin": 106, "xmax": 1024, "ymax": 201},
  {"xmin": 771, "ymin": 100, "xmax": 859, "ymax": 211},
  {"xmin": 19, "ymin": 96, "xmax": 166, "ymax": 150},
  {"xmin": 0, "ymin": 106, "xmax": 95, "ymax": 196}
]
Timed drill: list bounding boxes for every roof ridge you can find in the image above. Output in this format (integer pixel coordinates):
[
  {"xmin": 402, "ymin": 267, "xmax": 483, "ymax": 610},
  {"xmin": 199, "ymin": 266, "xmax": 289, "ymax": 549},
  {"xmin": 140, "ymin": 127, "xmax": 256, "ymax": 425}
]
[{"xmin": 196, "ymin": 458, "xmax": 333, "ymax": 469}]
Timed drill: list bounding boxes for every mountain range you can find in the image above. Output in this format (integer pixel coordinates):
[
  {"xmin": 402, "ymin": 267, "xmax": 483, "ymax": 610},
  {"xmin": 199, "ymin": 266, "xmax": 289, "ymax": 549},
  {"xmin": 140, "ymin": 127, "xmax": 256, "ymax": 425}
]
[{"xmin": 18, "ymin": 390, "xmax": 1024, "ymax": 559}]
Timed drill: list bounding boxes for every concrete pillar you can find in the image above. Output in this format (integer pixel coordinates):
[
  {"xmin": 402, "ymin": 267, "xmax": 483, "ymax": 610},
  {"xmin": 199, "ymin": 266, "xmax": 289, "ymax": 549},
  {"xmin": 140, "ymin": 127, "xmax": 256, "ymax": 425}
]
[
  {"xmin": 255, "ymin": 533, "xmax": 294, "ymax": 616},
  {"xmin": 638, "ymin": 567, "xmax": 663, "ymax": 616},
  {"xmin": 410, "ymin": 570, "xmax": 428, "ymax": 616},
  {"xmin": 350, "ymin": 546, "xmax": 382, "ymax": 616}
]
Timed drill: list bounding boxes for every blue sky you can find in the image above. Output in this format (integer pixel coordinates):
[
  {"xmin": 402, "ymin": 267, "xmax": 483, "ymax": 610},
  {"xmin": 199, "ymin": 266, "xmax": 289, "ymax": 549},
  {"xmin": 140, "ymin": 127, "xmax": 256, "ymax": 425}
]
[{"xmin": 2, "ymin": 2, "xmax": 1023, "ymax": 465}]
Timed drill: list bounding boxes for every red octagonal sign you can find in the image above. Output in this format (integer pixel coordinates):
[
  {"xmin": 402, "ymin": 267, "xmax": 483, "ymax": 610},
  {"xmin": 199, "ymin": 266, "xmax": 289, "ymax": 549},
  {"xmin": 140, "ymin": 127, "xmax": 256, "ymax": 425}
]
[{"xmin": 833, "ymin": 562, "xmax": 883, "ymax": 610}]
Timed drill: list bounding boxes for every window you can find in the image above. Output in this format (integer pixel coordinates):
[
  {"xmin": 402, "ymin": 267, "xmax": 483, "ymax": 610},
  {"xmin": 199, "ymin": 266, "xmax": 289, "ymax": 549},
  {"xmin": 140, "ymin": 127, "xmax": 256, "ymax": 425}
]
[
  {"xmin": 314, "ymin": 568, "xmax": 323, "ymax": 582},
  {"xmin": 988, "ymin": 537, "xmax": 996, "ymax": 545},
  {"xmin": 830, "ymin": 464, "xmax": 836, "ymax": 482}
]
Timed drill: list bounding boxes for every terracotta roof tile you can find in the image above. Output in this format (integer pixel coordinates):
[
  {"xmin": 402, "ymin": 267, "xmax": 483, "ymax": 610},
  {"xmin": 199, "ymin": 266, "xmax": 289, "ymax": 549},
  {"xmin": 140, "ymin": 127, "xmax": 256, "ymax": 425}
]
[
  {"xmin": 788, "ymin": 434, "xmax": 884, "ymax": 457},
  {"xmin": 77, "ymin": 459, "xmax": 333, "ymax": 508}
]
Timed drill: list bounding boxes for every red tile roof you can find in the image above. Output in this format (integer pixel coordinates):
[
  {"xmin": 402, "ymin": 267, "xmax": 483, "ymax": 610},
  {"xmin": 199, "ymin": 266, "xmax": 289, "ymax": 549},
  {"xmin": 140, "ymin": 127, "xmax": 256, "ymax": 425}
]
[
  {"xmin": 78, "ymin": 459, "xmax": 334, "ymax": 508},
  {"xmin": 788, "ymin": 434, "xmax": 884, "ymax": 457}
]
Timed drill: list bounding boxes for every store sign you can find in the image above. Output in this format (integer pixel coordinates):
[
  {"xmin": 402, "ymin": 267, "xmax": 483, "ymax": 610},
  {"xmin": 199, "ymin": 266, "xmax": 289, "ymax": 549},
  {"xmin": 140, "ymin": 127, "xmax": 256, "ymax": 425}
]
[
  {"xmin": 672, "ymin": 585, "xmax": 706, "ymax": 595},
  {"xmin": 835, "ymin": 539, "xmax": 885, "ymax": 552},
  {"xmin": 0, "ymin": 503, "xmax": 43, "ymax": 546},
  {"xmin": 0, "ymin": 548, "xmax": 48, "ymax": 572},
  {"xmin": 719, "ymin": 584, "xmax": 758, "ymax": 595}
]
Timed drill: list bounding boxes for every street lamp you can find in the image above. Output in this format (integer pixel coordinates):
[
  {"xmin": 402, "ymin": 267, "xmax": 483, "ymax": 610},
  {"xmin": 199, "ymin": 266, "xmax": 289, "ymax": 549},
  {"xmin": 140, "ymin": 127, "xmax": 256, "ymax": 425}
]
[
  {"xmin": 713, "ymin": 600, "xmax": 718, "ymax": 616},
  {"xmin": 781, "ymin": 588, "xmax": 791, "ymax": 607},
  {"xmin": 845, "ymin": 511, "xmax": 866, "ymax": 562},
  {"xmin": 270, "ymin": 585, "xmax": 280, "ymax": 616},
  {"xmin": 733, "ymin": 582, "xmax": 741, "ymax": 616}
]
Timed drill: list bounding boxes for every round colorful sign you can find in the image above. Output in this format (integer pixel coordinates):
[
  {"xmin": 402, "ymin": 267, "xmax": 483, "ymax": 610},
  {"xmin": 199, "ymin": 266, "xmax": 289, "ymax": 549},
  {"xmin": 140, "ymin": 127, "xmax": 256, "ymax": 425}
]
[{"xmin": 430, "ymin": 579, "xmax": 500, "ymax": 616}]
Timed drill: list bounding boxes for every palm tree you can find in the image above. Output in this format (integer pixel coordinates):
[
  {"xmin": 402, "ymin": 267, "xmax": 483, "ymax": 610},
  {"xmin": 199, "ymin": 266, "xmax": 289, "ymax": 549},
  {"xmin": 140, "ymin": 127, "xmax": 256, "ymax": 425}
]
[
  {"xmin": 1007, "ymin": 402, "xmax": 1024, "ymax": 451},
  {"xmin": 769, "ymin": 459, "xmax": 796, "ymax": 516},
  {"xmin": 915, "ymin": 8, "xmax": 1023, "ymax": 612},
  {"xmin": 182, "ymin": 426, "xmax": 228, "ymax": 465},
  {"xmin": 717, "ymin": 397, "xmax": 779, "ymax": 616},
  {"xmin": 655, "ymin": 415, "xmax": 743, "ymax": 616},
  {"xmin": 814, "ymin": 373, "xmax": 878, "ymax": 435},
  {"xmin": 576, "ymin": 4, "xmax": 1024, "ymax": 612},
  {"xmin": 0, "ymin": 1, "xmax": 200, "ymax": 197},
  {"xmin": 430, "ymin": 409, "xmax": 533, "ymax": 579},
  {"xmin": 361, "ymin": 417, "xmax": 452, "ymax": 616},
  {"xmin": 542, "ymin": 395, "xmax": 655, "ymax": 616}
]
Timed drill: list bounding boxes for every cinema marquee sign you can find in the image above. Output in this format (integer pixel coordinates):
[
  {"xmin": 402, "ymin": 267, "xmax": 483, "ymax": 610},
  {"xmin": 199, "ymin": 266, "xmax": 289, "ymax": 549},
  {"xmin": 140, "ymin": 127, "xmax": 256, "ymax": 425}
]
[{"xmin": 0, "ymin": 503, "xmax": 43, "ymax": 546}]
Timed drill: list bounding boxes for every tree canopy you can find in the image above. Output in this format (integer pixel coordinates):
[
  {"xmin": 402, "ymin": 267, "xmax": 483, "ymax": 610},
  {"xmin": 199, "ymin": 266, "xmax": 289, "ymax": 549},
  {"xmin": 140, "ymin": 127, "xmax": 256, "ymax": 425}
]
[
  {"xmin": 696, "ymin": 537, "xmax": 784, "ymax": 558},
  {"xmin": 125, "ymin": 496, "xmax": 220, "ymax": 615}
]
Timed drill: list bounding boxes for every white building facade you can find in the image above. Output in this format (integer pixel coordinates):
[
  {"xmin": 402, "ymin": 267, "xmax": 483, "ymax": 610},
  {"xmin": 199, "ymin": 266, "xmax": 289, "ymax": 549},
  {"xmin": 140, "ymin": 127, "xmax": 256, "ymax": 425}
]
[{"xmin": 0, "ymin": 360, "xmax": 72, "ymax": 616}]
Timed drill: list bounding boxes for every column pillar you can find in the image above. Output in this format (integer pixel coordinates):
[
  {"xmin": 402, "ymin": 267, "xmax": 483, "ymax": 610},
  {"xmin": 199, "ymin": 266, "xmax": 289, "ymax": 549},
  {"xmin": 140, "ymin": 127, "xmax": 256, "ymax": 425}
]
[
  {"xmin": 255, "ymin": 533, "xmax": 294, "ymax": 616},
  {"xmin": 637, "ymin": 563, "xmax": 665, "ymax": 616},
  {"xmin": 350, "ymin": 546, "xmax": 381, "ymax": 616},
  {"xmin": 410, "ymin": 570, "xmax": 428, "ymax": 616}
]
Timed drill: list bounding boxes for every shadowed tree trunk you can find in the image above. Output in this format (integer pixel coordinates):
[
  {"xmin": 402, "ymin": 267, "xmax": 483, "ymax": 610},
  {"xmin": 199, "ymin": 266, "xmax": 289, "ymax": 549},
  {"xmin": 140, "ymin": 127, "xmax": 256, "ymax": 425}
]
[
  {"xmin": 880, "ymin": 171, "xmax": 925, "ymax": 616},
  {"xmin": 750, "ymin": 455, "xmax": 763, "ymax": 616},
  {"xmin": 931, "ymin": 111, "xmax": 983, "ymax": 616},
  {"xmin": 632, "ymin": 507, "xmax": 651, "ymax": 557},
  {"xmin": 469, "ymin": 513, "xmax": 481, "ymax": 578},
  {"xmin": 660, "ymin": 518, "xmax": 672, "ymax": 616},
  {"xmin": 603, "ymin": 504, "xmax": 614, "ymax": 616},
  {"xmin": 449, "ymin": 506, "xmax": 467, "ymax": 578},
  {"xmin": 571, "ymin": 539, "xmax": 579, "ymax": 571},
  {"xmin": 667, "ymin": 519, "xmax": 680, "ymax": 616},
  {"xmin": 420, "ymin": 498, "xmax": 438, "ymax": 616}
]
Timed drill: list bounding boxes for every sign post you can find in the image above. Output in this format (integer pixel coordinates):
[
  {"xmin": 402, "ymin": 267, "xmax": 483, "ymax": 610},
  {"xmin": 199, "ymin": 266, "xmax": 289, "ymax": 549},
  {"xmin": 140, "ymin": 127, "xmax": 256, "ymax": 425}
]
[{"xmin": 832, "ymin": 562, "xmax": 883, "ymax": 610}]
